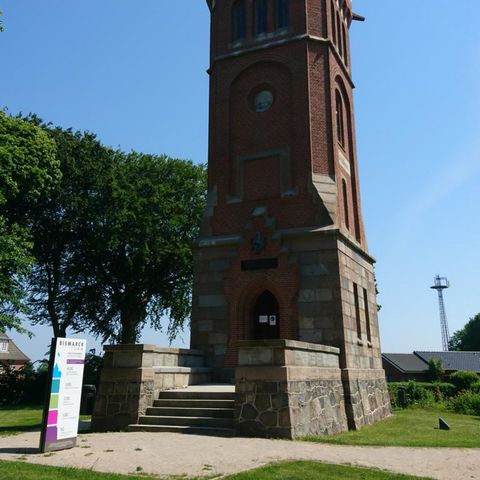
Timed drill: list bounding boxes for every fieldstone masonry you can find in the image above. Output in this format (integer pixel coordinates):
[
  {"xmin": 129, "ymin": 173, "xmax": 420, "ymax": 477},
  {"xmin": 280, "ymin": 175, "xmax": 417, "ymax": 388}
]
[
  {"xmin": 235, "ymin": 340, "xmax": 349, "ymax": 438},
  {"xmin": 92, "ymin": 345, "xmax": 210, "ymax": 431}
]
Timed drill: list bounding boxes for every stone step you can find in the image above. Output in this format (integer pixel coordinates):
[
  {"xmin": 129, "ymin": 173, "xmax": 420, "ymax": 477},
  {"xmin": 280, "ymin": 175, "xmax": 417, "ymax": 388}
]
[
  {"xmin": 128, "ymin": 424, "xmax": 235, "ymax": 437},
  {"xmin": 153, "ymin": 398, "xmax": 234, "ymax": 408},
  {"xmin": 146, "ymin": 406, "xmax": 233, "ymax": 418},
  {"xmin": 158, "ymin": 391, "xmax": 236, "ymax": 400},
  {"xmin": 138, "ymin": 415, "xmax": 234, "ymax": 428}
]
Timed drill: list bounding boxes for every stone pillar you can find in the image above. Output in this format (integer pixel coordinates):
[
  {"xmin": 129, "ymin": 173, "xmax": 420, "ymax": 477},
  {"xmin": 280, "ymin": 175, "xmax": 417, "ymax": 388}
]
[
  {"xmin": 342, "ymin": 368, "xmax": 392, "ymax": 429},
  {"xmin": 235, "ymin": 339, "xmax": 348, "ymax": 439},
  {"xmin": 92, "ymin": 344, "xmax": 209, "ymax": 431}
]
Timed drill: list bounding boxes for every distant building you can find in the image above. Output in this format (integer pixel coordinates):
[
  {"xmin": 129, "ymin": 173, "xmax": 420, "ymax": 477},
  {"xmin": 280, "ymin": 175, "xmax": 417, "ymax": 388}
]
[
  {"xmin": 382, "ymin": 351, "xmax": 480, "ymax": 382},
  {"xmin": 0, "ymin": 332, "xmax": 30, "ymax": 371}
]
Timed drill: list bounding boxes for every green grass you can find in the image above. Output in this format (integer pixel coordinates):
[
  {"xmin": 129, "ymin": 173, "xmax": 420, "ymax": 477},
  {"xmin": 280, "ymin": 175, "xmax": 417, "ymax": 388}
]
[
  {"xmin": 0, "ymin": 461, "xmax": 432, "ymax": 480},
  {"xmin": 303, "ymin": 408, "xmax": 480, "ymax": 448},
  {"xmin": 226, "ymin": 461, "xmax": 432, "ymax": 479},
  {"xmin": 0, "ymin": 405, "xmax": 43, "ymax": 436},
  {"xmin": 0, "ymin": 405, "xmax": 91, "ymax": 436}
]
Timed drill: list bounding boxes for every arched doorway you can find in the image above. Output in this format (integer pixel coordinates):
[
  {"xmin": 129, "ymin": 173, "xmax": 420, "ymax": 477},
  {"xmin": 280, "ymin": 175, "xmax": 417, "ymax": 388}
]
[{"xmin": 252, "ymin": 290, "xmax": 280, "ymax": 339}]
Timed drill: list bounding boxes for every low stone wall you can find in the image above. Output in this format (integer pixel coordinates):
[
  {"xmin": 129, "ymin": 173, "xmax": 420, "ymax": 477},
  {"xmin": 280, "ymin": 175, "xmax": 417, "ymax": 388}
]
[
  {"xmin": 235, "ymin": 339, "xmax": 349, "ymax": 439},
  {"xmin": 92, "ymin": 344, "xmax": 210, "ymax": 431},
  {"xmin": 342, "ymin": 368, "xmax": 392, "ymax": 429}
]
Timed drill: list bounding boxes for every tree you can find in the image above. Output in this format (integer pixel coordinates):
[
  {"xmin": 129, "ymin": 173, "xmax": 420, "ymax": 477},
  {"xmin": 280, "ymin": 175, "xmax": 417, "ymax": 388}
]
[
  {"xmin": 449, "ymin": 313, "xmax": 480, "ymax": 351},
  {"xmin": 0, "ymin": 112, "xmax": 59, "ymax": 333},
  {"xmin": 427, "ymin": 357, "xmax": 444, "ymax": 382},
  {"xmin": 80, "ymin": 152, "xmax": 206, "ymax": 344},
  {"xmin": 25, "ymin": 123, "xmax": 207, "ymax": 343},
  {"xmin": 26, "ymin": 125, "xmax": 116, "ymax": 338}
]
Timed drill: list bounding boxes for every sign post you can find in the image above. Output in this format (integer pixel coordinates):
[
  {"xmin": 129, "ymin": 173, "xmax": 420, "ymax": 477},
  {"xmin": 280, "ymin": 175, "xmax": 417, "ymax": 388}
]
[{"xmin": 40, "ymin": 338, "xmax": 87, "ymax": 453}]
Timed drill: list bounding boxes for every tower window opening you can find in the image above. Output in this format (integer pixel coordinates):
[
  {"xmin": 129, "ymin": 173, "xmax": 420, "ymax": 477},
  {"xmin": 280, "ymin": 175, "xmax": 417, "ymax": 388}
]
[
  {"xmin": 364, "ymin": 288, "xmax": 372, "ymax": 342},
  {"xmin": 232, "ymin": 0, "xmax": 246, "ymax": 43},
  {"xmin": 342, "ymin": 178, "xmax": 350, "ymax": 231},
  {"xmin": 331, "ymin": 1, "xmax": 337, "ymax": 46},
  {"xmin": 342, "ymin": 25, "xmax": 348, "ymax": 66},
  {"xmin": 254, "ymin": 0, "xmax": 268, "ymax": 35},
  {"xmin": 335, "ymin": 90, "xmax": 345, "ymax": 148},
  {"xmin": 275, "ymin": 0, "xmax": 289, "ymax": 30},
  {"xmin": 336, "ymin": 12, "xmax": 342, "ymax": 57},
  {"xmin": 353, "ymin": 283, "xmax": 362, "ymax": 339}
]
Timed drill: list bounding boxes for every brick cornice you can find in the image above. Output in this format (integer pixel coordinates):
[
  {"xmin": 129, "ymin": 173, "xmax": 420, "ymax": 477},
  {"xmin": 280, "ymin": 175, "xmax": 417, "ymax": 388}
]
[{"xmin": 210, "ymin": 34, "xmax": 354, "ymax": 88}]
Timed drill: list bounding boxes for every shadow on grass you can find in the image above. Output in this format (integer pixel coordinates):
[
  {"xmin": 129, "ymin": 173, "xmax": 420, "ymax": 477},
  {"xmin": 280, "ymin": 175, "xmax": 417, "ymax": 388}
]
[
  {"xmin": 0, "ymin": 447, "xmax": 39, "ymax": 454},
  {"xmin": 0, "ymin": 424, "xmax": 41, "ymax": 434}
]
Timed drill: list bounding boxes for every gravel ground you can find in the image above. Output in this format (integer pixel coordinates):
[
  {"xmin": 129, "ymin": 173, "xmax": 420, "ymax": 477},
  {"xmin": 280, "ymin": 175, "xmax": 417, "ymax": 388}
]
[{"xmin": 0, "ymin": 430, "xmax": 479, "ymax": 479}]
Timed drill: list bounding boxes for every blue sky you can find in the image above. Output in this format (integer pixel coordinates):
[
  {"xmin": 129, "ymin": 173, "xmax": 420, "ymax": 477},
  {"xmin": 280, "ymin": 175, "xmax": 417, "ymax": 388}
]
[{"xmin": 1, "ymin": 1, "xmax": 479, "ymax": 361}]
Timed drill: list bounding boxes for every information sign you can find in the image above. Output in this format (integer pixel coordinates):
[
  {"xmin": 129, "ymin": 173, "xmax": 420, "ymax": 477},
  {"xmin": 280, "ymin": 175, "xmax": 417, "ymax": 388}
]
[{"xmin": 40, "ymin": 338, "xmax": 86, "ymax": 453}]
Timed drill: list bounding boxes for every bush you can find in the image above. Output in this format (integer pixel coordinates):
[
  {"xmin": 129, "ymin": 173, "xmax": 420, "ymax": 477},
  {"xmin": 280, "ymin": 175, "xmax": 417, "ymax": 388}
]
[
  {"xmin": 448, "ymin": 391, "xmax": 480, "ymax": 416},
  {"xmin": 427, "ymin": 357, "xmax": 444, "ymax": 382},
  {"xmin": 449, "ymin": 371, "xmax": 479, "ymax": 393},
  {"xmin": 471, "ymin": 381, "xmax": 480, "ymax": 394},
  {"xmin": 0, "ymin": 361, "xmax": 48, "ymax": 406},
  {"xmin": 82, "ymin": 351, "xmax": 103, "ymax": 387},
  {"xmin": 388, "ymin": 381, "xmax": 455, "ymax": 408}
]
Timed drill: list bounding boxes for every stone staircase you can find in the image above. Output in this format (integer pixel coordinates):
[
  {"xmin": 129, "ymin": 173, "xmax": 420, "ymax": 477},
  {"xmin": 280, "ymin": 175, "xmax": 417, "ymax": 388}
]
[{"xmin": 128, "ymin": 388, "xmax": 235, "ymax": 437}]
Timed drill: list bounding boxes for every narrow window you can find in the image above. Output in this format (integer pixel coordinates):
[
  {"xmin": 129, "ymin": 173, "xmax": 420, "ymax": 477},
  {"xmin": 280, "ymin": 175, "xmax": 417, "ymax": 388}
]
[
  {"xmin": 232, "ymin": 0, "xmax": 246, "ymax": 42},
  {"xmin": 255, "ymin": 0, "xmax": 268, "ymax": 35},
  {"xmin": 335, "ymin": 90, "xmax": 345, "ymax": 148},
  {"xmin": 331, "ymin": 1, "xmax": 337, "ymax": 46},
  {"xmin": 275, "ymin": 0, "xmax": 289, "ymax": 30},
  {"xmin": 353, "ymin": 283, "xmax": 362, "ymax": 339},
  {"xmin": 336, "ymin": 13, "xmax": 342, "ymax": 56},
  {"xmin": 342, "ymin": 179, "xmax": 350, "ymax": 231},
  {"xmin": 363, "ymin": 288, "xmax": 372, "ymax": 342},
  {"xmin": 342, "ymin": 25, "xmax": 348, "ymax": 66}
]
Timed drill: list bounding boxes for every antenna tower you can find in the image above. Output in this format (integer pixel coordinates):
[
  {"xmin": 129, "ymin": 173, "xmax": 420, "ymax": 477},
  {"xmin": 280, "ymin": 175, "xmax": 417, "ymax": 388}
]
[{"xmin": 430, "ymin": 275, "xmax": 450, "ymax": 351}]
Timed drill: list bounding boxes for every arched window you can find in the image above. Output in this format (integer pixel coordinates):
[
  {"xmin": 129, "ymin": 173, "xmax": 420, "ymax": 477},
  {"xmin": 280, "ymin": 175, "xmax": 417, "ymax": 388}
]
[
  {"xmin": 342, "ymin": 24, "xmax": 348, "ymax": 66},
  {"xmin": 335, "ymin": 90, "xmax": 345, "ymax": 148},
  {"xmin": 342, "ymin": 178, "xmax": 350, "ymax": 231},
  {"xmin": 232, "ymin": 0, "xmax": 246, "ymax": 43},
  {"xmin": 254, "ymin": 0, "xmax": 268, "ymax": 35},
  {"xmin": 275, "ymin": 0, "xmax": 289, "ymax": 30}
]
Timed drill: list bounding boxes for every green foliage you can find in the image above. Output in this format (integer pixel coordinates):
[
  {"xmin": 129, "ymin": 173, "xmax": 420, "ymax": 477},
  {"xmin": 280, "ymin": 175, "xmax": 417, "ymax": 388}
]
[
  {"xmin": 387, "ymin": 381, "xmax": 455, "ymax": 408},
  {"xmin": 448, "ymin": 391, "xmax": 480, "ymax": 416},
  {"xmin": 471, "ymin": 381, "xmax": 480, "ymax": 394},
  {"xmin": 82, "ymin": 351, "xmax": 103, "ymax": 387},
  {"xmin": 449, "ymin": 370, "xmax": 480, "ymax": 393},
  {"xmin": 26, "ymin": 124, "xmax": 117, "ymax": 338},
  {"xmin": 449, "ymin": 313, "xmax": 480, "ymax": 351},
  {"xmin": 427, "ymin": 357, "xmax": 444, "ymax": 382},
  {"xmin": 0, "ymin": 362, "xmax": 47, "ymax": 406},
  {"xmin": 25, "ymin": 120, "xmax": 206, "ymax": 343},
  {"xmin": 78, "ymin": 152, "xmax": 207, "ymax": 344},
  {"xmin": 0, "ymin": 112, "xmax": 59, "ymax": 333}
]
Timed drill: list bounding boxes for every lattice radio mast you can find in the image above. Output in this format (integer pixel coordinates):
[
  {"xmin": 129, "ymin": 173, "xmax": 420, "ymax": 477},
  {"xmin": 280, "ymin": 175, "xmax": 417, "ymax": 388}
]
[{"xmin": 430, "ymin": 275, "xmax": 450, "ymax": 351}]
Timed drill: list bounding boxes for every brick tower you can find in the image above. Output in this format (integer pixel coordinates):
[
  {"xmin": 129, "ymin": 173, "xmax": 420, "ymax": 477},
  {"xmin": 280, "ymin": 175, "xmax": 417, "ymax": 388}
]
[{"xmin": 192, "ymin": 0, "xmax": 391, "ymax": 429}]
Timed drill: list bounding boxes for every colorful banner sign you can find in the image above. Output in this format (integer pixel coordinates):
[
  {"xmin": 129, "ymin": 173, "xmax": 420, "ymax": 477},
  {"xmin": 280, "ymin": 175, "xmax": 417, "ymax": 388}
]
[{"xmin": 40, "ymin": 338, "xmax": 86, "ymax": 453}]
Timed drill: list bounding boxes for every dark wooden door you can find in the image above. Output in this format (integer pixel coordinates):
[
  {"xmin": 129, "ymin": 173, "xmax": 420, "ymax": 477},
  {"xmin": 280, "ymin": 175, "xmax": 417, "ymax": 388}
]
[{"xmin": 253, "ymin": 290, "xmax": 280, "ymax": 339}]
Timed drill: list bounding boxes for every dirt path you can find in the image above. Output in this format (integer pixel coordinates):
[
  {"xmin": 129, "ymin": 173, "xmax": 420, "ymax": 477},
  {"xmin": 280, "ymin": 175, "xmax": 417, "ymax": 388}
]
[{"xmin": 0, "ymin": 431, "xmax": 478, "ymax": 479}]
